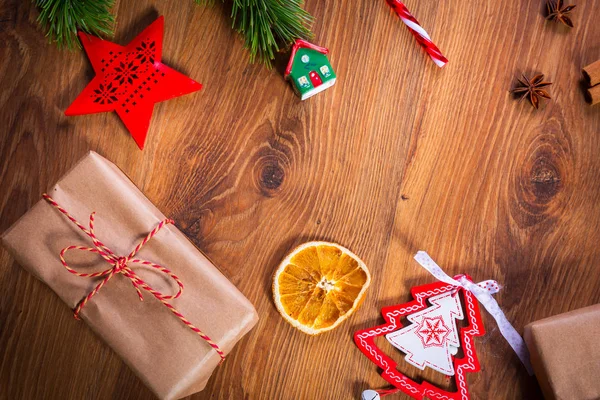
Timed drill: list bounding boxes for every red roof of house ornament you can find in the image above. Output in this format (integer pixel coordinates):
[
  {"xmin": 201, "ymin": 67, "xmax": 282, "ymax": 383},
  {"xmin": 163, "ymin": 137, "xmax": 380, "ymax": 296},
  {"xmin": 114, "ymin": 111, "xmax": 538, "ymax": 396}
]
[{"xmin": 284, "ymin": 39, "xmax": 329, "ymax": 77}]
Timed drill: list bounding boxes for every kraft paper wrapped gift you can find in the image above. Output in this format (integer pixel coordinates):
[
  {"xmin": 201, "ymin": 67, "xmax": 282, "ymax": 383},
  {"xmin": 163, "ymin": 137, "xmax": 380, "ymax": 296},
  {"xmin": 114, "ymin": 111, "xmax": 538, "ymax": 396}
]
[
  {"xmin": 524, "ymin": 304, "xmax": 600, "ymax": 400},
  {"xmin": 1, "ymin": 151, "xmax": 259, "ymax": 400}
]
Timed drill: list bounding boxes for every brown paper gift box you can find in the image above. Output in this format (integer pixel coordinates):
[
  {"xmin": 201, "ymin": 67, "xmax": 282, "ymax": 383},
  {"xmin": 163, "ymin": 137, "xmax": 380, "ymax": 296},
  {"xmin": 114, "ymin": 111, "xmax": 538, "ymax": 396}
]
[
  {"xmin": 524, "ymin": 304, "xmax": 600, "ymax": 400},
  {"xmin": 1, "ymin": 151, "xmax": 259, "ymax": 400}
]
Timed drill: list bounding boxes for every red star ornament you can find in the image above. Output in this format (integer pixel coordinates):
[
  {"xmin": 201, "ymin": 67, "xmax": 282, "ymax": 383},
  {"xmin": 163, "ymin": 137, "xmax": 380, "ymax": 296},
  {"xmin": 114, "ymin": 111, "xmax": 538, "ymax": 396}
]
[
  {"xmin": 65, "ymin": 16, "xmax": 202, "ymax": 149},
  {"xmin": 354, "ymin": 278, "xmax": 485, "ymax": 400}
]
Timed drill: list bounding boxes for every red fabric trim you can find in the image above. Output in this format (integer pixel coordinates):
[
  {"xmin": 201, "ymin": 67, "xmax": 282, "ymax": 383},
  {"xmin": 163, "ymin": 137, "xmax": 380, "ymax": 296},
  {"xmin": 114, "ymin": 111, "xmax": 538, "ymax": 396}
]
[{"xmin": 285, "ymin": 39, "xmax": 330, "ymax": 77}]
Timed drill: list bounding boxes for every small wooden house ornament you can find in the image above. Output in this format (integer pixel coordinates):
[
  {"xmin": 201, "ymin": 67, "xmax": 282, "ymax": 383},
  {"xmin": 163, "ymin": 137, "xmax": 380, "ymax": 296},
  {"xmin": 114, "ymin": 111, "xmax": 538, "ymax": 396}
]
[{"xmin": 285, "ymin": 39, "xmax": 336, "ymax": 100}]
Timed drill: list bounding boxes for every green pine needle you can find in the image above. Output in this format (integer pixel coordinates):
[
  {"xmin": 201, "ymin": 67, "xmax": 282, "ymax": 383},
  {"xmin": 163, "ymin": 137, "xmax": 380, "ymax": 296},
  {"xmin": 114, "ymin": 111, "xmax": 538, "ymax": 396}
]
[
  {"xmin": 34, "ymin": 0, "xmax": 115, "ymax": 49},
  {"xmin": 195, "ymin": 0, "xmax": 313, "ymax": 66},
  {"xmin": 34, "ymin": 0, "xmax": 311, "ymax": 64}
]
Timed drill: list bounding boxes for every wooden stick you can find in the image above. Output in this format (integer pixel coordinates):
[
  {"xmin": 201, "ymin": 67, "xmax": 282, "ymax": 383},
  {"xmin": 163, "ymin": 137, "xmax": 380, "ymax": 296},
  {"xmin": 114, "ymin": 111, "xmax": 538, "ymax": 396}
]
[
  {"xmin": 586, "ymin": 84, "xmax": 600, "ymax": 106},
  {"xmin": 583, "ymin": 60, "xmax": 600, "ymax": 87}
]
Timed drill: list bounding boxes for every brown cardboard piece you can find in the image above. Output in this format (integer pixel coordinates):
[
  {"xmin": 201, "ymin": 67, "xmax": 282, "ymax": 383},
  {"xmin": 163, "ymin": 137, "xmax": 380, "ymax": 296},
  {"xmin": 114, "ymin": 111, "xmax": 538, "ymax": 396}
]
[
  {"xmin": 524, "ymin": 304, "xmax": 600, "ymax": 400},
  {"xmin": 1, "ymin": 151, "xmax": 259, "ymax": 400}
]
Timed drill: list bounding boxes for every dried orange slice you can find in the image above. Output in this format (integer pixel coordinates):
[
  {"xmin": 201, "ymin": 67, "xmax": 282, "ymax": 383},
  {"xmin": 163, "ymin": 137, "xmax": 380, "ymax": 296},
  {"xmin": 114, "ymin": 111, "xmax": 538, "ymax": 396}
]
[{"xmin": 273, "ymin": 241, "xmax": 371, "ymax": 335}]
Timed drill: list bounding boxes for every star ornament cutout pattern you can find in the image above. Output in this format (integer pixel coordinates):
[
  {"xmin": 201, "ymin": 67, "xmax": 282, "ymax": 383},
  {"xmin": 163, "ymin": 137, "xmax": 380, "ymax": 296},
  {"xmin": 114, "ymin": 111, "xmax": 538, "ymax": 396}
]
[
  {"xmin": 417, "ymin": 316, "xmax": 450, "ymax": 347},
  {"xmin": 65, "ymin": 16, "xmax": 202, "ymax": 149}
]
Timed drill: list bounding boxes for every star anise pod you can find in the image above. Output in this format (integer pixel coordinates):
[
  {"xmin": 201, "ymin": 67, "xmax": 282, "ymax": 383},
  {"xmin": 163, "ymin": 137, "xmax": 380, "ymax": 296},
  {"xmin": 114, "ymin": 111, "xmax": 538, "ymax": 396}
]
[
  {"xmin": 510, "ymin": 74, "xmax": 552, "ymax": 109},
  {"xmin": 546, "ymin": 0, "xmax": 576, "ymax": 27}
]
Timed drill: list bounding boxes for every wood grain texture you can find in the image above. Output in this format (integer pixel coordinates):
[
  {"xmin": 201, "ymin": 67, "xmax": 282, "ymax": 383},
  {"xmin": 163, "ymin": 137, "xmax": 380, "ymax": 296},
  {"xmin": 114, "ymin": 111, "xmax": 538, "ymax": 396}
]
[{"xmin": 1, "ymin": 0, "xmax": 600, "ymax": 398}]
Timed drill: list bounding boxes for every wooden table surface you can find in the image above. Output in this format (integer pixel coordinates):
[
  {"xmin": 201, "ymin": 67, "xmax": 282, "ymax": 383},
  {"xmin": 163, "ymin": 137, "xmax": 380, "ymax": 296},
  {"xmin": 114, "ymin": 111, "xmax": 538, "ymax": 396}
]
[{"xmin": 1, "ymin": 0, "xmax": 600, "ymax": 399}]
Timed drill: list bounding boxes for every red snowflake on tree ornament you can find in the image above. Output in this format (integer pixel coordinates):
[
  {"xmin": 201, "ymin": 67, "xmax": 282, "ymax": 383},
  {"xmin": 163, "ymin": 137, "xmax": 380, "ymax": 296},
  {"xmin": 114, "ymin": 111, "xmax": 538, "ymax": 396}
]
[
  {"xmin": 416, "ymin": 316, "xmax": 450, "ymax": 347},
  {"xmin": 354, "ymin": 278, "xmax": 485, "ymax": 400},
  {"xmin": 65, "ymin": 16, "xmax": 202, "ymax": 150}
]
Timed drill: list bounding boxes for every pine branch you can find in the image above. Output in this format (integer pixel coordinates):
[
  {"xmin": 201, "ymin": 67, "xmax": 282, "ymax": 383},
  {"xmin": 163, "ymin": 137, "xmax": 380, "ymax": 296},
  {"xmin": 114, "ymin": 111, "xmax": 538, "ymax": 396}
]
[
  {"xmin": 34, "ymin": 0, "xmax": 115, "ymax": 49},
  {"xmin": 195, "ymin": 0, "xmax": 313, "ymax": 66}
]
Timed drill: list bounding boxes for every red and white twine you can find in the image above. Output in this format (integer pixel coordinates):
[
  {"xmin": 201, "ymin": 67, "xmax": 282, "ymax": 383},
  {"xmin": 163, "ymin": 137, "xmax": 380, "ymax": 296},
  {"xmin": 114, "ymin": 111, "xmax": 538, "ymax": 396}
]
[
  {"xmin": 386, "ymin": 0, "xmax": 448, "ymax": 68},
  {"xmin": 43, "ymin": 194, "xmax": 225, "ymax": 361}
]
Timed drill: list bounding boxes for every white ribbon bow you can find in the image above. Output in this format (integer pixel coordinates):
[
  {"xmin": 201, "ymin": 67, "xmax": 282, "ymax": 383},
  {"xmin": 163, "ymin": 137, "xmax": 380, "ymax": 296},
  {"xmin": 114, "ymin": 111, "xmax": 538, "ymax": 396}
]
[{"xmin": 414, "ymin": 251, "xmax": 533, "ymax": 375}]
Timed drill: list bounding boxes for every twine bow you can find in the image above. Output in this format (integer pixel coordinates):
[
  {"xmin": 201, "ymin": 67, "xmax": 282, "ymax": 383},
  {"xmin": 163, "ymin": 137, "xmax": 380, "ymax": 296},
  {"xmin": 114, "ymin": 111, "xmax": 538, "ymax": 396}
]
[
  {"xmin": 43, "ymin": 194, "xmax": 225, "ymax": 361},
  {"xmin": 414, "ymin": 251, "xmax": 533, "ymax": 375}
]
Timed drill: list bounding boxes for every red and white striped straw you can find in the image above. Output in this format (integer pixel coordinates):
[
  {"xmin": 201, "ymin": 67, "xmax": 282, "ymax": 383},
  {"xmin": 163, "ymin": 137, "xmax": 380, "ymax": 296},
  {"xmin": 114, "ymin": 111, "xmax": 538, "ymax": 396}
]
[{"xmin": 386, "ymin": 0, "xmax": 448, "ymax": 68}]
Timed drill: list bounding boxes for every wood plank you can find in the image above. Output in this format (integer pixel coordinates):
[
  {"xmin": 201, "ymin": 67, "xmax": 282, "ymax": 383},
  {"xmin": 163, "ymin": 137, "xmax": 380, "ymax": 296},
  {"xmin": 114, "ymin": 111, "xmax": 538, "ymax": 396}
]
[{"xmin": 1, "ymin": 0, "xmax": 599, "ymax": 398}]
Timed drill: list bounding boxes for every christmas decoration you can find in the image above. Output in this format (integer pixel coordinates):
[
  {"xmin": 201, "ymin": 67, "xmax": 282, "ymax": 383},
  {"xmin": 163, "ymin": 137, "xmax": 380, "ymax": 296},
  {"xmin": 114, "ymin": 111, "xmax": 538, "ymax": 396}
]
[
  {"xmin": 285, "ymin": 39, "xmax": 337, "ymax": 100},
  {"xmin": 355, "ymin": 277, "xmax": 484, "ymax": 399},
  {"xmin": 33, "ymin": 0, "xmax": 115, "ymax": 48},
  {"xmin": 546, "ymin": 0, "xmax": 576, "ymax": 27},
  {"xmin": 524, "ymin": 304, "xmax": 600, "ymax": 400},
  {"xmin": 587, "ymin": 85, "xmax": 600, "ymax": 106},
  {"xmin": 362, "ymin": 389, "xmax": 383, "ymax": 400},
  {"xmin": 386, "ymin": 290, "xmax": 464, "ymax": 375},
  {"xmin": 583, "ymin": 60, "xmax": 600, "ymax": 87},
  {"xmin": 273, "ymin": 241, "xmax": 370, "ymax": 335},
  {"xmin": 34, "ymin": 0, "xmax": 313, "ymax": 67},
  {"xmin": 510, "ymin": 74, "xmax": 552, "ymax": 109},
  {"xmin": 195, "ymin": 0, "xmax": 313, "ymax": 66},
  {"xmin": 385, "ymin": 0, "xmax": 448, "ymax": 67},
  {"xmin": 64, "ymin": 16, "xmax": 202, "ymax": 150},
  {"xmin": 354, "ymin": 252, "xmax": 532, "ymax": 400},
  {"xmin": 0, "ymin": 151, "xmax": 259, "ymax": 399}
]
